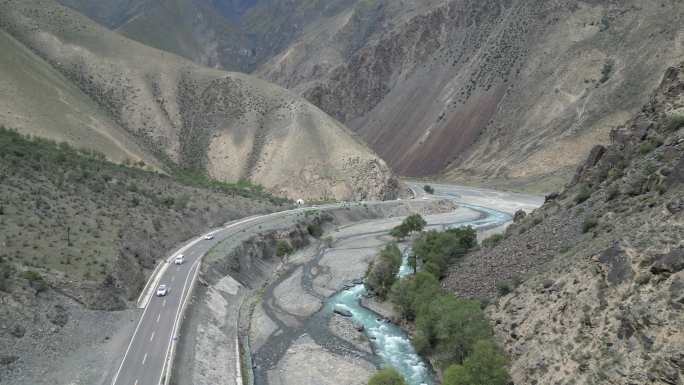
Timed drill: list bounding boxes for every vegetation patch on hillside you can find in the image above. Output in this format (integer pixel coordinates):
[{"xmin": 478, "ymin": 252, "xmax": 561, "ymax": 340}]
[{"xmin": 0, "ymin": 126, "xmax": 285, "ymax": 305}]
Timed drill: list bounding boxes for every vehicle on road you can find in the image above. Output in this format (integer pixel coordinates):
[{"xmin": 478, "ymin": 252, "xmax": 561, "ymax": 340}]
[
  {"xmin": 156, "ymin": 284, "xmax": 168, "ymax": 297},
  {"xmin": 174, "ymin": 254, "xmax": 184, "ymax": 265},
  {"xmin": 203, "ymin": 234, "xmax": 214, "ymax": 240}
]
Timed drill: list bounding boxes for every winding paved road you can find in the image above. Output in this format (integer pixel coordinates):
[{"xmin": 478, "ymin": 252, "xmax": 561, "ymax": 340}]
[{"xmin": 108, "ymin": 184, "xmax": 542, "ymax": 385}]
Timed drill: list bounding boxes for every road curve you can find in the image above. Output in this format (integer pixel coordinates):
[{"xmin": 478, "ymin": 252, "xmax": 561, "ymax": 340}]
[{"xmin": 109, "ymin": 184, "xmax": 542, "ymax": 385}]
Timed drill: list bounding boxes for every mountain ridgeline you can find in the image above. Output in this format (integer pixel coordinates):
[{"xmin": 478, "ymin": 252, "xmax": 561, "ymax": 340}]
[
  {"xmin": 58, "ymin": 0, "xmax": 684, "ymax": 192},
  {"xmin": 0, "ymin": 0, "xmax": 399, "ymax": 201}
]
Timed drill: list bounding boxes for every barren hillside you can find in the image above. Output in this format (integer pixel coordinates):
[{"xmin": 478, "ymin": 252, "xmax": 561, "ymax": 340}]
[
  {"xmin": 256, "ymin": 0, "xmax": 684, "ymax": 191},
  {"xmin": 0, "ymin": 0, "xmax": 398, "ymax": 201}
]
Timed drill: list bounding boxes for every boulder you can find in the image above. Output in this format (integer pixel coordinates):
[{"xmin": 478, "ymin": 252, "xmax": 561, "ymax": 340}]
[
  {"xmin": 666, "ymin": 199, "xmax": 683, "ymax": 214},
  {"xmin": 10, "ymin": 325, "xmax": 25, "ymax": 338},
  {"xmin": 544, "ymin": 192, "xmax": 559, "ymax": 203},
  {"xmin": 513, "ymin": 210, "xmax": 527, "ymax": 223},
  {"xmin": 572, "ymin": 145, "xmax": 606, "ymax": 184},
  {"xmin": 651, "ymin": 248, "xmax": 684, "ymax": 275},
  {"xmin": 669, "ymin": 277, "xmax": 684, "ymax": 310},
  {"xmin": 597, "ymin": 244, "xmax": 633, "ymax": 285},
  {"xmin": 333, "ymin": 305, "xmax": 353, "ymax": 317}
]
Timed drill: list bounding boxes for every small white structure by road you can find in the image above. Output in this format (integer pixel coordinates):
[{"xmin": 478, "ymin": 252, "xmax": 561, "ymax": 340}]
[{"xmin": 296, "ymin": 199, "xmax": 305, "ymax": 206}]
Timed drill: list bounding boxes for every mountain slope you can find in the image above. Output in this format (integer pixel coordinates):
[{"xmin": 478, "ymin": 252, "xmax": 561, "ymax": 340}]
[
  {"xmin": 55, "ymin": 0, "xmax": 356, "ymax": 72},
  {"xmin": 0, "ymin": 0, "xmax": 398, "ymax": 201},
  {"xmin": 256, "ymin": 0, "xmax": 684, "ymax": 190},
  {"xmin": 0, "ymin": 29, "xmax": 155, "ymax": 166},
  {"xmin": 446, "ymin": 63, "xmax": 684, "ymax": 385},
  {"xmin": 0, "ymin": 127, "xmax": 285, "ymax": 385}
]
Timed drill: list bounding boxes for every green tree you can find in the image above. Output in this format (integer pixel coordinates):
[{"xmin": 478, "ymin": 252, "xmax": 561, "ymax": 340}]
[
  {"xmin": 424, "ymin": 185, "xmax": 435, "ymax": 194},
  {"xmin": 390, "ymin": 223, "xmax": 410, "ymax": 240},
  {"xmin": 391, "ymin": 214, "xmax": 427, "ymax": 241},
  {"xmin": 443, "ymin": 340, "xmax": 510, "ymax": 385},
  {"xmin": 390, "ymin": 272, "xmax": 440, "ymax": 321},
  {"xmin": 366, "ymin": 243, "xmax": 403, "ymax": 299},
  {"xmin": 276, "ymin": 240, "xmax": 293, "ymax": 257},
  {"xmin": 413, "ymin": 294, "xmax": 491, "ymax": 367},
  {"xmin": 368, "ymin": 368, "xmax": 407, "ymax": 385},
  {"xmin": 413, "ymin": 227, "xmax": 476, "ymax": 278},
  {"xmin": 404, "ymin": 214, "xmax": 427, "ymax": 233}
]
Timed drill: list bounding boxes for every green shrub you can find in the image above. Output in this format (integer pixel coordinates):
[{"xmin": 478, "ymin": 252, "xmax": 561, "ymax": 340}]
[
  {"xmin": 582, "ymin": 218, "xmax": 598, "ymax": 233},
  {"xmin": 0, "ymin": 259, "xmax": 13, "ymax": 292},
  {"xmin": 173, "ymin": 194, "xmax": 190, "ymax": 210},
  {"xmin": 443, "ymin": 340, "xmax": 510, "ymax": 385},
  {"xmin": 390, "ymin": 224, "xmax": 410, "ymax": 240},
  {"xmin": 21, "ymin": 270, "xmax": 47, "ymax": 293},
  {"xmin": 481, "ymin": 233, "xmax": 504, "ymax": 248},
  {"xmin": 276, "ymin": 240, "xmax": 293, "ymax": 257},
  {"xmin": 639, "ymin": 141, "xmax": 656, "ymax": 154},
  {"xmin": 366, "ymin": 243, "xmax": 403, "ymax": 299},
  {"xmin": 415, "ymin": 294, "xmax": 491, "ymax": 367},
  {"xmin": 574, "ymin": 184, "xmax": 592, "ymax": 204},
  {"xmin": 496, "ymin": 281, "xmax": 513, "ymax": 296},
  {"xmin": 496, "ymin": 275, "xmax": 523, "ymax": 297},
  {"xmin": 161, "ymin": 196, "xmax": 175, "ymax": 208},
  {"xmin": 413, "ymin": 227, "xmax": 477, "ymax": 278},
  {"xmin": 665, "ymin": 113, "xmax": 684, "ymax": 132},
  {"xmin": 423, "ymin": 185, "xmax": 435, "ymax": 194},
  {"xmin": 368, "ymin": 368, "xmax": 406, "ymax": 385},
  {"xmin": 598, "ymin": 60, "xmax": 614, "ymax": 84},
  {"xmin": 307, "ymin": 223, "xmax": 323, "ymax": 238},
  {"xmin": 605, "ymin": 185, "xmax": 619, "ymax": 201},
  {"xmin": 390, "ymin": 272, "xmax": 440, "ymax": 320}
]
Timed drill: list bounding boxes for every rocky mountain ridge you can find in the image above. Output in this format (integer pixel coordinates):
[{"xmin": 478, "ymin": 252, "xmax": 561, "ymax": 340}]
[{"xmin": 445, "ymin": 63, "xmax": 684, "ymax": 385}]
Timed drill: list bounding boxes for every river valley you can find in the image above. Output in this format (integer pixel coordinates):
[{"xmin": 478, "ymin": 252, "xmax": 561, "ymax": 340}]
[{"xmin": 248, "ymin": 186, "xmax": 542, "ymax": 385}]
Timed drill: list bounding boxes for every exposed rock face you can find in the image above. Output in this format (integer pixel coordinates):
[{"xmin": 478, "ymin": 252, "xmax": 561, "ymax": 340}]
[
  {"xmin": 0, "ymin": 0, "xmax": 398, "ymax": 201},
  {"xmin": 445, "ymin": 64, "xmax": 684, "ymax": 385},
  {"xmin": 257, "ymin": 0, "xmax": 684, "ymax": 189}
]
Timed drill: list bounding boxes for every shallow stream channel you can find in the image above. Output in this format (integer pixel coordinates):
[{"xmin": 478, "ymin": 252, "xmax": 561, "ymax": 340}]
[
  {"xmin": 249, "ymin": 202, "xmax": 512, "ymax": 385},
  {"xmin": 322, "ymin": 204, "xmax": 511, "ymax": 385}
]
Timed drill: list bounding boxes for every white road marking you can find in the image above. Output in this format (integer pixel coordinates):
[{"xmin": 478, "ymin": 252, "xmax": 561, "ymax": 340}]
[
  {"xmin": 162, "ymin": 299, "xmax": 167, "ymax": 307},
  {"xmin": 150, "ymin": 331, "xmax": 155, "ymax": 341},
  {"xmin": 171, "ymin": 275, "xmax": 175, "ymax": 282},
  {"xmin": 158, "ymin": 259, "xmax": 201, "ymax": 385},
  {"xmin": 110, "ymin": 278, "xmax": 156, "ymax": 385},
  {"xmin": 134, "ymin": 380, "xmax": 138, "ymax": 385},
  {"xmin": 142, "ymin": 353, "xmax": 148, "ymax": 365},
  {"xmin": 156, "ymin": 313, "xmax": 161, "ymax": 323}
]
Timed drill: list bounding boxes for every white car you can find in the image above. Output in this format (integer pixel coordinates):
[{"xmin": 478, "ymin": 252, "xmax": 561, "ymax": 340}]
[
  {"xmin": 204, "ymin": 234, "xmax": 214, "ymax": 240},
  {"xmin": 156, "ymin": 284, "xmax": 168, "ymax": 297},
  {"xmin": 174, "ymin": 255, "xmax": 184, "ymax": 265}
]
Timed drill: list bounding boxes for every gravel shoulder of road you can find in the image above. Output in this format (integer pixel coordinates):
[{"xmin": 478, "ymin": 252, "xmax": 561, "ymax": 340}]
[{"xmin": 172, "ymin": 275, "xmax": 245, "ymax": 385}]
